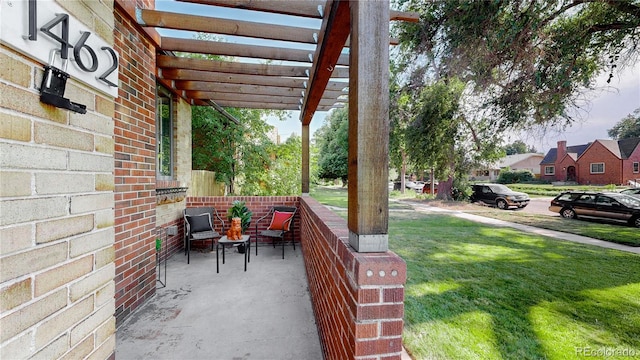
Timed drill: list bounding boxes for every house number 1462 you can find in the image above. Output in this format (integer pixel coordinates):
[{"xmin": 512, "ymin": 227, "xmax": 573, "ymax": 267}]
[{"xmin": 24, "ymin": 0, "xmax": 118, "ymax": 87}]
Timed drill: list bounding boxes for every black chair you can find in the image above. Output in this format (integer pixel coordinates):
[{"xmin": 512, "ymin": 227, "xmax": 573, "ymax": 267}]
[
  {"xmin": 255, "ymin": 206, "xmax": 297, "ymax": 259},
  {"xmin": 184, "ymin": 207, "xmax": 224, "ymax": 264}
]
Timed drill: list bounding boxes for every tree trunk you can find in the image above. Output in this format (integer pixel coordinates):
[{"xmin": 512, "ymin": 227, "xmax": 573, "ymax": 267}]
[
  {"xmin": 436, "ymin": 145, "xmax": 456, "ymax": 200},
  {"xmin": 436, "ymin": 176, "xmax": 454, "ymax": 200},
  {"xmin": 430, "ymin": 167, "xmax": 435, "ymax": 194},
  {"xmin": 400, "ymin": 151, "xmax": 407, "ymax": 194}
]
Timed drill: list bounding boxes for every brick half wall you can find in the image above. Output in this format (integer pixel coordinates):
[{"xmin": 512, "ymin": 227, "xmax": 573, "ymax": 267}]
[
  {"xmin": 186, "ymin": 196, "xmax": 301, "ymax": 249},
  {"xmin": 299, "ymin": 196, "xmax": 407, "ymax": 360}
]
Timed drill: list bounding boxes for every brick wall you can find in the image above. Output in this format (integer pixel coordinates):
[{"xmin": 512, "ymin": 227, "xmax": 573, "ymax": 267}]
[
  {"xmin": 0, "ymin": 2, "xmax": 116, "ymax": 358},
  {"xmin": 186, "ymin": 196, "xmax": 301, "ymax": 249},
  {"xmin": 299, "ymin": 196, "xmax": 407, "ymax": 360},
  {"xmin": 556, "ymin": 156, "xmax": 578, "ymax": 182},
  {"xmin": 112, "ymin": 6, "xmax": 158, "ymax": 326},
  {"xmin": 577, "ymin": 142, "xmax": 623, "ymax": 185},
  {"xmin": 622, "ymin": 147, "xmax": 640, "ymax": 185}
]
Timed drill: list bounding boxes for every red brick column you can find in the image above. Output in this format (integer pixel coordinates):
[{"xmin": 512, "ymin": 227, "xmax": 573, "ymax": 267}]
[
  {"xmin": 299, "ymin": 196, "xmax": 406, "ymax": 360},
  {"xmin": 112, "ymin": 5, "xmax": 158, "ymax": 325}
]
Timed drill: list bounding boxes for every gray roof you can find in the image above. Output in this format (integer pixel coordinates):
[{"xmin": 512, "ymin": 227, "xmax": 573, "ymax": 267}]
[
  {"xmin": 540, "ymin": 138, "xmax": 640, "ymax": 165},
  {"xmin": 540, "ymin": 143, "xmax": 591, "ymax": 164},
  {"xmin": 618, "ymin": 137, "xmax": 640, "ymax": 159}
]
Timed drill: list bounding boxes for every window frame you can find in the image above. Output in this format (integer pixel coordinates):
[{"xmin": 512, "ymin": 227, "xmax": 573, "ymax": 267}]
[
  {"xmin": 633, "ymin": 162, "xmax": 639, "ymax": 173},
  {"xmin": 590, "ymin": 162, "xmax": 605, "ymax": 174},
  {"xmin": 156, "ymin": 85, "xmax": 174, "ymax": 180},
  {"xmin": 544, "ymin": 166, "xmax": 555, "ymax": 175}
]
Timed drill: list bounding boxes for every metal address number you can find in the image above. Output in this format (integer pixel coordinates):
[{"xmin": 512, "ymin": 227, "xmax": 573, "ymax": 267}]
[{"xmin": 27, "ymin": 0, "xmax": 118, "ymax": 87}]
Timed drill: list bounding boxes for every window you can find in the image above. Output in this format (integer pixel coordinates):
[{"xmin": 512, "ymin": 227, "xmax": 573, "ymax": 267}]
[
  {"xmin": 590, "ymin": 163, "xmax": 604, "ymax": 174},
  {"xmin": 576, "ymin": 194, "xmax": 594, "ymax": 203},
  {"xmin": 157, "ymin": 86, "xmax": 173, "ymax": 179},
  {"xmin": 544, "ymin": 166, "xmax": 555, "ymax": 175},
  {"xmin": 634, "ymin": 162, "xmax": 639, "ymax": 173}
]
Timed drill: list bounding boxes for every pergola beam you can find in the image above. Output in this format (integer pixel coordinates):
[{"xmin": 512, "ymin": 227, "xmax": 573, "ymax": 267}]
[
  {"xmin": 178, "ymin": 0, "xmax": 420, "ymax": 23},
  {"xmin": 161, "ymin": 37, "xmax": 351, "ymax": 65},
  {"xmin": 210, "ymin": 100, "xmax": 341, "ymax": 110},
  {"xmin": 187, "ymin": 91, "xmax": 335, "ymax": 105},
  {"xmin": 300, "ymin": 0, "xmax": 351, "ymax": 125},
  {"xmin": 161, "ymin": 69, "xmax": 309, "ymax": 87},
  {"xmin": 162, "ymin": 68, "xmax": 348, "ymax": 90},
  {"xmin": 178, "ymin": 0, "xmax": 325, "ymax": 18},
  {"xmin": 158, "ymin": 55, "xmax": 349, "ymax": 78},
  {"xmin": 180, "ymin": 84, "xmax": 345, "ymax": 99},
  {"xmin": 138, "ymin": 9, "xmax": 319, "ymax": 45}
]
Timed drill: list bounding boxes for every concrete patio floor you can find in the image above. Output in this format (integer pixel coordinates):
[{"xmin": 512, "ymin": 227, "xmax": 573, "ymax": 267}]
[{"xmin": 116, "ymin": 243, "xmax": 323, "ymax": 360}]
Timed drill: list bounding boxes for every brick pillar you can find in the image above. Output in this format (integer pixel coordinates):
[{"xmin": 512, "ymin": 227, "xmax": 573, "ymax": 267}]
[{"xmin": 112, "ymin": 6, "xmax": 158, "ymax": 325}]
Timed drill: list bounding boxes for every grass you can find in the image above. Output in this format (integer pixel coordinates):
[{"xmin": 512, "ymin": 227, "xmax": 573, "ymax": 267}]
[
  {"xmin": 309, "ymin": 185, "xmax": 415, "ymax": 210},
  {"xmin": 309, "ymin": 186, "xmax": 640, "ymax": 359},
  {"xmin": 310, "ymin": 185, "xmax": 639, "ymax": 247},
  {"xmin": 390, "ymin": 212, "xmax": 640, "ymax": 360},
  {"xmin": 506, "ymin": 183, "xmax": 624, "ymax": 197},
  {"xmin": 469, "ymin": 208, "xmax": 640, "ymax": 247}
]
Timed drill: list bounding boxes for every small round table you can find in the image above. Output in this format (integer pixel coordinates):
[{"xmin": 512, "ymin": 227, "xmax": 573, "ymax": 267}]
[{"xmin": 216, "ymin": 235, "xmax": 251, "ymax": 273}]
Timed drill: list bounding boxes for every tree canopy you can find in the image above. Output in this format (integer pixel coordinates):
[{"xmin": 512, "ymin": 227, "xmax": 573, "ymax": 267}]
[
  {"xmin": 504, "ymin": 140, "xmax": 538, "ymax": 155},
  {"xmin": 192, "ymin": 105, "xmax": 300, "ymax": 195},
  {"xmin": 394, "ymin": 0, "xmax": 640, "ymax": 130},
  {"xmin": 608, "ymin": 108, "xmax": 640, "ymax": 139},
  {"xmin": 315, "ymin": 106, "xmax": 349, "ymax": 185}
]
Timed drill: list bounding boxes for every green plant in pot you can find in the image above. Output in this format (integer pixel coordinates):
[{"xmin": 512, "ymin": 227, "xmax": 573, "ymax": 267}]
[{"xmin": 227, "ymin": 200, "xmax": 252, "ymax": 252}]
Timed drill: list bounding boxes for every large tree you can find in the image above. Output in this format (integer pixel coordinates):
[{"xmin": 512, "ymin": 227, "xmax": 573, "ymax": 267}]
[
  {"xmin": 608, "ymin": 108, "xmax": 640, "ymax": 139},
  {"xmin": 395, "ymin": 0, "xmax": 640, "ymax": 130},
  {"xmin": 389, "ymin": 62, "xmax": 414, "ymax": 193},
  {"xmin": 315, "ymin": 106, "xmax": 349, "ymax": 185},
  {"xmin": 191, "ymin": 106, "xmax": 275, "ymax": 194},
  {"xmin": 404, "ymin": 79, "xmax": 504, "ymax": 199}
]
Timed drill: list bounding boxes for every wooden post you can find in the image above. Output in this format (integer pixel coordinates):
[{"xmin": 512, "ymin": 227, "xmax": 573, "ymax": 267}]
[
  {"xmin": 347, "ymin": 0, "xmax": 390, "ymax": 252},
  {"xmin": 302, "ymin": 124, "xmax": 310, "ymax": 194}
]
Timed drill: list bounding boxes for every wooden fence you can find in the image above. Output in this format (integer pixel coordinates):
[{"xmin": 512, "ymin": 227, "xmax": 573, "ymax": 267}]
[{"xmin": 191, "ymin": 170, "xmax": 226, "ymax": 196}]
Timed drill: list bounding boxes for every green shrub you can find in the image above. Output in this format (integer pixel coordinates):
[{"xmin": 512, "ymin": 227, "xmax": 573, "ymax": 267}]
[
  {"xmin": 497, "ymin": 169, "xmax": 534, "ymax": 184},
  {"xmin": 227, "ymin": 200, "xmax": 252, "ymax": 232}
]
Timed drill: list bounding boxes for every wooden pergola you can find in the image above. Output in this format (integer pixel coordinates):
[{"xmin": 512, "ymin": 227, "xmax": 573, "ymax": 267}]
[{"xmin": 124, "ymin": 0, "xmax": 418, "ymax": 252}]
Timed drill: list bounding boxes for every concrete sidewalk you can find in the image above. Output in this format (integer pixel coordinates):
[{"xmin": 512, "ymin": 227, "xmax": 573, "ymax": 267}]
[
  {"xmin": 408, "ymin": 202, "xmax": 640, "ymax": 255},
  {"xmin": 116, "ymin": 244, "xmax": 323, "ymax": 360}
]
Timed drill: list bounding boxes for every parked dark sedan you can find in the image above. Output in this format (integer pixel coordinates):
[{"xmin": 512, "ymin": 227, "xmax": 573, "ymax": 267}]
[
  {"xmin": 549, "ymin": 191, "xmax": 640, "ymax": 227},
  {"xmin": 470, "ymin": 184, "xmax": 530, "ymax": 209}
]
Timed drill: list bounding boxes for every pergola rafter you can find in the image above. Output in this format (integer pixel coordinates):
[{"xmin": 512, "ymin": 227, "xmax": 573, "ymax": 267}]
[{"xmin": 136, "ymin": 0, "xmax": 416, "ymax": 118}]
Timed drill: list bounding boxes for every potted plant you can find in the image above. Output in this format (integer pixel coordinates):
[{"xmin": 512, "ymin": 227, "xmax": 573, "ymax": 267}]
[{"xmin": 227, "ymin": 200, "xmax": 252, "ymax": 253}]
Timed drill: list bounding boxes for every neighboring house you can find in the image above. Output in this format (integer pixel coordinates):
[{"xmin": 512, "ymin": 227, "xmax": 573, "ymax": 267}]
[
  {"xmin": 540, "ymin": 139, "xmax": 640, "ymax": 185},
  {"xmin": 471, "ymin": 153, "xmax": 545, "ymax": 181}
]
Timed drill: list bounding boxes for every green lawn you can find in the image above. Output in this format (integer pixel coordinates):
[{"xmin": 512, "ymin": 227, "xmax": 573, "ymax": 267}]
[
  {"xmin": 311, "ymin": 185, "xmax": 639, "ymax": 246},
  {"xmin": 309, "ymin": 185, "xmax": 415, "ymax": 210},
  {"xmin": 310, "ymin": 186, "xmax": 640, "ymax": 359},
  {"xmin": 391, "ymin": 212, "xmax": 640, "ymax": 360},
  {"xmin": 469, "ymin": 209, "xmax": 640, "ymax": 247},
  {"xmin": 506, "ymin": 183, "xmax": 625, "ymax": 197}
]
